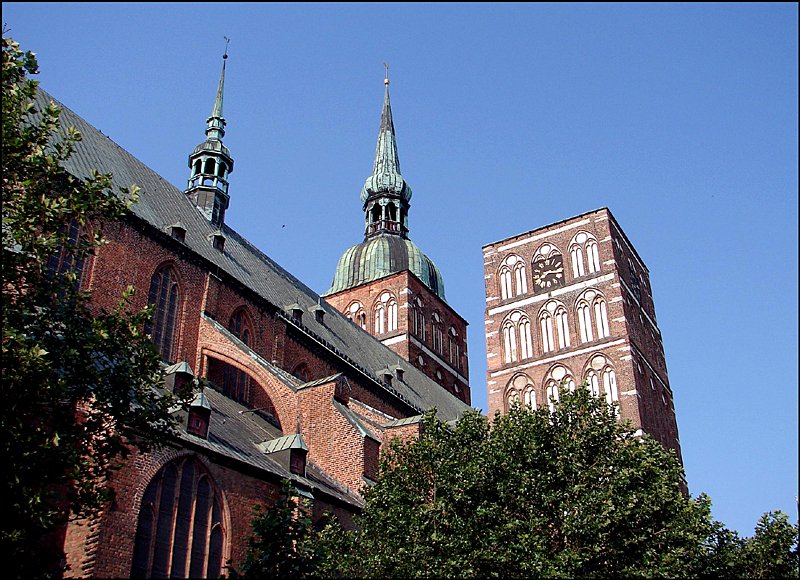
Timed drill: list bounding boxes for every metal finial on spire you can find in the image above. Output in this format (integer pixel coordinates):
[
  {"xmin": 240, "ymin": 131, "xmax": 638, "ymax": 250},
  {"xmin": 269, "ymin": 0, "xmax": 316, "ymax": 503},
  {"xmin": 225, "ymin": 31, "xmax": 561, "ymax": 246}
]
[
  {"xmin": 383, "ymin": 62, "xmax": 389, "ymax": 86},
  {"xmin": 223, "ymin": 36, "xmax": 230, "ymax": 59}
]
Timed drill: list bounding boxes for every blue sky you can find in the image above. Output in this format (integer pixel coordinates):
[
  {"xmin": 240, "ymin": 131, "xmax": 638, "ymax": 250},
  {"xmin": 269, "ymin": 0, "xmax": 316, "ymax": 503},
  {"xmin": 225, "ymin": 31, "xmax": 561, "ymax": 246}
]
[{"xmin": 4, "ymin": 2, "xmax": 797, "ymax": 537}]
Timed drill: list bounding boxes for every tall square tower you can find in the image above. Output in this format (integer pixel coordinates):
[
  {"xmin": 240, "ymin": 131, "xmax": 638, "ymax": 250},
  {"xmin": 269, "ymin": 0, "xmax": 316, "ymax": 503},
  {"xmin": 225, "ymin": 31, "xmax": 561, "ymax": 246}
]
[{"xmin": 482, "ymin": 208, "xmax": 681, "ymax": 461}]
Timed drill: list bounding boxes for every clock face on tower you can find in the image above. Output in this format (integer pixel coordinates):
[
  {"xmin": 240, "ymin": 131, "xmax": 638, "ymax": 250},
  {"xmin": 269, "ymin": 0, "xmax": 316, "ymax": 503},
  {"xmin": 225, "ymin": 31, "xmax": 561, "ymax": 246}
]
[{"xmin": 532, "ymin": 255, "xmax": 565, "ymax": 291}]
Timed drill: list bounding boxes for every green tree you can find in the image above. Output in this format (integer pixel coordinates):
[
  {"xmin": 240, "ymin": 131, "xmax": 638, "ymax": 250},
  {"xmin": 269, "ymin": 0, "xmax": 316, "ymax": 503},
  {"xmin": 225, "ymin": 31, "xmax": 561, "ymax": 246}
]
[
  {"xmin": 738, "ymin": 511, "xmax": 799, "ymax": 579},
  {"xmin": 227, "ymin": 480, "xmax": 322, "ymax": 579},
  {"xmin": 319, "ymin": 388, "xmax": 730, "ymax": 578},
  {"xmin": 2, "ymin": 36, "xmax": 179, "ymax": 579}
]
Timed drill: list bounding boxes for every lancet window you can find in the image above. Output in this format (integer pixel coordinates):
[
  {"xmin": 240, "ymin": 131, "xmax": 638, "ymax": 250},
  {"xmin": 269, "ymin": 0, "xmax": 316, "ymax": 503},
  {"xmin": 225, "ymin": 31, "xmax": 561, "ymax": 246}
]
[{"xmin": 145, "ymin": 264, "xmax": 181, "ymax": 363}]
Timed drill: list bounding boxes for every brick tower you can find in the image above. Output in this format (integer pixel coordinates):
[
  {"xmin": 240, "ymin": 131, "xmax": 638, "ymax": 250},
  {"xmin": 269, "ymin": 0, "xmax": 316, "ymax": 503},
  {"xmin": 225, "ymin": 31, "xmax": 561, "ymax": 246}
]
[
  {"xmin": 482, "ymin": 208, "xmax": 681, "ymax": 461},
  {"xmin": 324, "ymin": 72, "xmax": 470, "ymax": 404}
]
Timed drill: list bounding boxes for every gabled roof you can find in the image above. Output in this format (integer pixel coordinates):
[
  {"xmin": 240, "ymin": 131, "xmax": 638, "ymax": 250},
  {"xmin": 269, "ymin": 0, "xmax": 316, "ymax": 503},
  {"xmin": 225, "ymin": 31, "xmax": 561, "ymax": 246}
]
[
  {"xmin": 175, "ymin": 387, "xmax": 362, "ymax": 508},
  {"xmin": 40, "ymin": 88, "xmax": 471, "ymax": 422}
]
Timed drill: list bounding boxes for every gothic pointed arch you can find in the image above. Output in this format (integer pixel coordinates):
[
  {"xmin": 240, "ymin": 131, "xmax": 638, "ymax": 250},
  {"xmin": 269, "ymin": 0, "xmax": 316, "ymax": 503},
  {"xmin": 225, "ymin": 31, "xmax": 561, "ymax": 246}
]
[
  {"xmin": 583, "ymin": 353, "xmax": 619, "ymax": 413},
  {"xmin": 498, "ymin": 254, "xmax": 527, "ymax": 299},
  {"xmin": 506, "ymin": 373, "xmax": 536, "ymax": 411},
  {"xmin": 145, "ymin": 263, "xmax": 183, "ymax": 363},
  {"xmin": 131, "ymin": 456, "xmax": 227, "ymax": 578},
  {"xmin": 542, "ymin": 363, "xmax": 576, "ymax": 413},
  {"xmin": 569, "ymin": 231, "xmax": 601, "ymax": 277},
  {"xmin": 501, "ymin": 310, "xmax": 532, "ymax": 363},
  {"xmin": 538, "ymin": 299, "xmax": 571, "ymax": 352}
]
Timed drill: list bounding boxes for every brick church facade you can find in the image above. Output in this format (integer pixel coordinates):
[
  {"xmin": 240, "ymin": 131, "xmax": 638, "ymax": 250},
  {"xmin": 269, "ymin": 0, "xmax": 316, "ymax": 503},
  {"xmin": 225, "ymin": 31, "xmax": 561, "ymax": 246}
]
[
  {"xmin": 51, "ymin": 56, "xmax": 470, "ymax": 578},
  {"xmin": 44, "ymin": 54, "xmax": 681, "ymax": 578}
]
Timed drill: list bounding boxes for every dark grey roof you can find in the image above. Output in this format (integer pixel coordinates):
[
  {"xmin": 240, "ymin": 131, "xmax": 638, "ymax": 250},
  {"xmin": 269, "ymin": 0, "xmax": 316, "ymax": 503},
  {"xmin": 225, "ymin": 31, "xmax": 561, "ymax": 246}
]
[
  {"xmin": 175, "ymin": 387, "xmax": 362, "ymax": 508},
  {"xmin": 39, "ymin": 89, "xmax": 471, "ymax": 422}
]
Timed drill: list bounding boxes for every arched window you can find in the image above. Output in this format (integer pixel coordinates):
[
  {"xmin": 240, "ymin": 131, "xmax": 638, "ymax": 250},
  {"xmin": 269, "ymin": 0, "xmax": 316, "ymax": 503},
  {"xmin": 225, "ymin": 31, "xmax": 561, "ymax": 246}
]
[
  {"xmin": 432, "ymin": 312, "xmax": 444, "ymax": 354},
  {"xmin": 507, "ymin": 374, "xmax": 535, "ymax": 411},
  {"xmin": 499, "ymin": 266, "xmax": 513, "ymax": 300},
  {"xmin": 540, "ymin": 300, "xmax": 570, "ymax": 352},
  {"xmin": 570, "ymin": 245, "xmax": 585, "ymax": 278},
  {"xmin": 448, "ymin": 327, "xmax": 461, "ymax": 369},
  {"xmin": 411, "ymin": 297, "xmax": 426, "ymax": 339},
  {"xmin": 545, "ymin": 380, "xmax": 560, "ymax": 414},
  {"xmin": 514, "ymin": 261, "xmax": 528, "ymax": 295},
  {"xmin": 540, "ymin": 312, "xmax": 555, "ymax": 353},
  {"xmin": 229, "ymin": 308, "xmax": 252, "ymax": 346},
  {"xmin": 292, "ymin": 363, "xmax": 308, "ymax": 382},
  {"xmin": 577, "ymin": 301, "xmax": 593, "ymax": 343},
  {"xmin": 373, "ymin": 292, "xmax": 397, "ymax": 334},
  {"xmin": 586, "ymin": 369, "xmax": 601, "ymax": 397},
  {"xmin": 46, "ymin": 218, "xmax": 88, "ymax": 290},
  {"xmin": 131, "ymin": 457, "xmax": 225, "ymax": 578},
  {"xmin": 506, "ymin": 389, "xmax": 520, "ymax": 411},
  {"xmin": 519, "ymin": 316, "xmax": 532, "ymax": 359},
  {"xmin": 502, "ymin": 311, "xmax": 531, "ymax": 363},
  {"xmin": 387, "ymin": 299, "xmax": 398, "ymax": 332},
  {"xmin": 146, "ymin": 265, "xmax": 181, "ymax": 363},
  {"xmin": 555, "ymin": 306, "xmax": 571, "ymax": 349},
  {"xmin": 576, "ymin": 289, "xmax": 608, "ymax": 343},
  {"xmin": 346, "ymin": 301, "xmax": 367, "ymax": 330},
  {"xmin": 523, "ymin": 387, "xmax": 537, "ymax": 410},
  {"xmin": 569, "ymin": 231, "xmax": 601, "ymax": 278},
  {"xmin": 586, "ymin": 239, "xmax": 600, "ymax": 273},
  {"xmin": 544, "ymin": 365, "xmax": 575, "ymax": 413},
  {"xmin": 204, "ymin": 158, "xmax": 216, "ymax": 175},
  {"xmin": 502, "ymin": 320, "xmax": 517, "ymax": 363},
  {"xmin": 498, "ymin": 254, "xmax": 527, "ymax": 299},
  {"xmin": 374, "ymin": 303, "xmax": 385, "ymax": 334},
  {"xmin": 603, "ymin": 367, "xmax": 619, "ymax": 409},
  {"xmin": 594, "ymin": 297, "xmax": 610, "ymax": 339}
]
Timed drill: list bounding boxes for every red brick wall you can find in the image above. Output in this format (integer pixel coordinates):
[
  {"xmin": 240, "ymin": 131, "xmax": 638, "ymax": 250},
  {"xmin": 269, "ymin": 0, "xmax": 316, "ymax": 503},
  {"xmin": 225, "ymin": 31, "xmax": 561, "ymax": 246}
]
[
  {"xmin": 64, "ymin": 445, "xmax": 281, "ymax": 578},
  {"xmin": 482, "ymin": 208, "xmax": 682, "ymax": 462},
  {"xmin": 326, "ymin": 271, "xmax": 471, "ymax": 404}
]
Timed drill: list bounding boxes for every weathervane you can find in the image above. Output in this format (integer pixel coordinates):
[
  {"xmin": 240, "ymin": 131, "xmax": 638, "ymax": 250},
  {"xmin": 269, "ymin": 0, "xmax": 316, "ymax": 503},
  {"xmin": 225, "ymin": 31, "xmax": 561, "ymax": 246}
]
[{"xmin": 223, "ymin": 36, "xmax": 230, "ymax": 60}]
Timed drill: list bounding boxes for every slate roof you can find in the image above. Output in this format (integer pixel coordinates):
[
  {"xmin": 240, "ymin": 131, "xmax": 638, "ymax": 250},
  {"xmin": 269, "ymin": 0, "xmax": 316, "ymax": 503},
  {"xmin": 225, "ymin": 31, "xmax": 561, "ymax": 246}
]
[
  {"xmin": 175, "ymin": 387, "xmax": 363, "ymax": 508},
  {"xmin": 39, "ymin": 89, "xmax": 471, "ymax": 423}
]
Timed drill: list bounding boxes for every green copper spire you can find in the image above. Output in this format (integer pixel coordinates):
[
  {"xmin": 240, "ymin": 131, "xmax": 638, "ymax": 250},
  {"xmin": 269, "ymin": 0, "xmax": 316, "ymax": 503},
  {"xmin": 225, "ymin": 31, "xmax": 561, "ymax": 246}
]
[
  {"xmin": 206, "ymin": 39, "xmax": 228, "ymax": 141},
  {"xmin": 361, "ymin": 66, "xmax": 412, "ymax": 239},
  {"xmin": 185, "ymin": 41, "xmax": 234, "ymax": 227},
  {"xmin": 326, "ymin": 68, "xmax": 446, "ymax": 300}
]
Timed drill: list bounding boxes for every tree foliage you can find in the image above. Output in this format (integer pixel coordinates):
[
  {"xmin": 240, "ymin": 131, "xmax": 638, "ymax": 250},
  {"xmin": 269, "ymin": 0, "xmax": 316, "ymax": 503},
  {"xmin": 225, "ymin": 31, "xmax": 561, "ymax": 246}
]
[
  {"xmin": 2, "ymin": 36, "xmax": 180, "ymax": 579},
  {"xmin": 227, "ymin": 480, "xmax": 322, "ymax": 579},
  {"xmin": 317, "ymin": 388, "xmax": 798, "ymax": 578}
]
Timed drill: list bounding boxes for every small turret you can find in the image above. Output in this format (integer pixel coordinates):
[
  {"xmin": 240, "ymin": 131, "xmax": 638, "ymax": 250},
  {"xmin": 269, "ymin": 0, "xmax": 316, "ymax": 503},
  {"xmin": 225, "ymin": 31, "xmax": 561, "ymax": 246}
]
[{"xmin": 185, "ymin": 40, "xmax": 234, "ymax": 227}]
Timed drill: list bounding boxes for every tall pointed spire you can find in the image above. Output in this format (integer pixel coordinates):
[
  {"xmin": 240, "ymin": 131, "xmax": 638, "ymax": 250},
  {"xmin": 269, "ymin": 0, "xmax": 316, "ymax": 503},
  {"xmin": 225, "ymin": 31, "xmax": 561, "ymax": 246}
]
[
  {"xmin": 185, "ymin": 40, "xmax": 234, "ymax": 227},
  {"xmin": 206, "ymin": 38, "xmax": 228, "ymax": 140},
  {"xmin": 361, "ymin": 65, "xmax": 412, "ymax": 239}
]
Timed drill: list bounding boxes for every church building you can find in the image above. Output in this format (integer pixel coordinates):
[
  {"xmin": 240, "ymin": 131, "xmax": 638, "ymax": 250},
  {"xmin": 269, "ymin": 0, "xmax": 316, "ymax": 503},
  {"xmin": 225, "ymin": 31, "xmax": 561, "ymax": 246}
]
[
  {"xmin": 41, "ymin": 47, "xmax": 683, "ymax": 578},
  {"xmin": 52, "ymin": 54, "xmax": 471, "ymax": 578}
]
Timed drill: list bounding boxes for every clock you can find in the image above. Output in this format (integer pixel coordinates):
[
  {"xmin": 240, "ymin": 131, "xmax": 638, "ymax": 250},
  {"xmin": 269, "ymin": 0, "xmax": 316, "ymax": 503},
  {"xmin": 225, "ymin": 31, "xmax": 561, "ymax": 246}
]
[{"xmin": 532, "ymin": 255, "xmax": 565, "ymax": 291}]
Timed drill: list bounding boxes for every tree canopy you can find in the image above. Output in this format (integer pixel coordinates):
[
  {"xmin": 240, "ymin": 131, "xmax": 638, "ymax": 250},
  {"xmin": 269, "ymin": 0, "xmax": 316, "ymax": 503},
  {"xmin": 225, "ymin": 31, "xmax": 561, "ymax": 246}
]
[
  {"xmin": 1, "ymin": 36, "xmax": 180, "ymax": 580},
  {"xmin": 314, "ymin": 388, "xmax": 798, "ymax": 579}
]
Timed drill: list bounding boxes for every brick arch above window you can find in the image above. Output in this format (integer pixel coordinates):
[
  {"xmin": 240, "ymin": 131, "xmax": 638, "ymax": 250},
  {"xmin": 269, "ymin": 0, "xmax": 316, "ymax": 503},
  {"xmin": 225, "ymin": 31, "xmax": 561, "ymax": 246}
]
[{"xmin": 131, "ymin": 456, "xmax": 227, "ymax": 579}]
